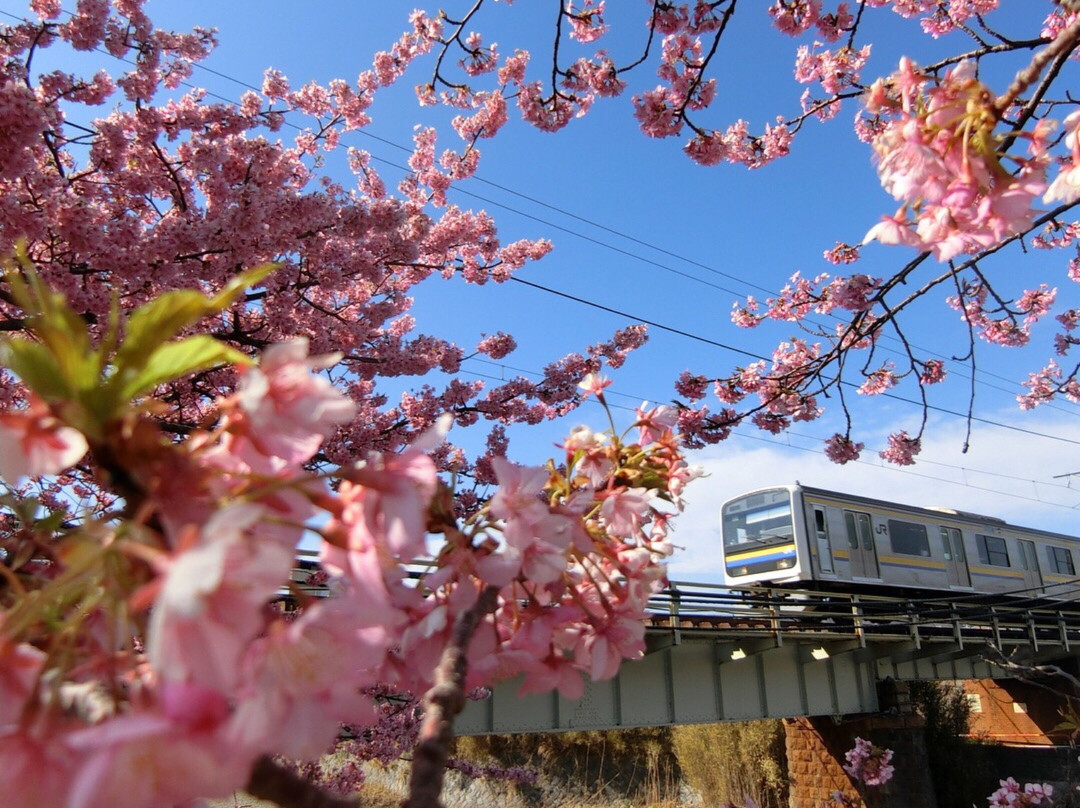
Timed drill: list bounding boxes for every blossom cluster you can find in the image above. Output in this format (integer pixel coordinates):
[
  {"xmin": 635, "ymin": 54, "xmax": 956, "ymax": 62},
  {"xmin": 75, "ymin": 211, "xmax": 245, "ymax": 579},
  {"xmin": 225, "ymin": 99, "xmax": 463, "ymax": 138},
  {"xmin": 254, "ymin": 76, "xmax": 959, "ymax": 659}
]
[
  {"xmin": 841, "ymin": 736, "xmax": 895, "ymax": 786},
  {"xmin": 987, "ymin": 778, "xmax": 1054, "ymax": 808},
  {"xmin": 840, "ymin": 741, "xmax": 1056, "ymax": 808},
  {"xmin": 370, "ymin": 1, "xmax": 1080, "ymax": 459},
  {"xmin": 0, "ymin": 273, "xmax": 696, "ymax": 807},
  {"xmin": 0, "ymin": 0, "xmax": 660, "ymax": 524},
  {"xmin": 861, "ymin": 58, "xmax": 1048, "ymax": 262}
]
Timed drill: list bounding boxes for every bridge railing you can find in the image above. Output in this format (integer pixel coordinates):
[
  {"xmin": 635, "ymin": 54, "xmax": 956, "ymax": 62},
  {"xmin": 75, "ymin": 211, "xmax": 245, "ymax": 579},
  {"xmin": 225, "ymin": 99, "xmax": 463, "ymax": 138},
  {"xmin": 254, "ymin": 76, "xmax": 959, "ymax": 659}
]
[
  {"xmin": 284, "ymin": 557, "xmax": 1080, "ymax": 654},
  {"xmin": 645, "ymin": 582, "xmax": 1080, "ymax": 654}
]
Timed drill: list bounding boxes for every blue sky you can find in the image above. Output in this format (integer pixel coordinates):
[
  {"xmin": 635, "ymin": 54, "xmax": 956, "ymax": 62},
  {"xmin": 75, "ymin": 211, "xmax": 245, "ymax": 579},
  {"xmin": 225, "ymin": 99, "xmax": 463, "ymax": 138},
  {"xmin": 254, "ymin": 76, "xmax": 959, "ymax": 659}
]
[{"xmin": 8, "ymin": 1, "xmax": 1080, "ymax": 579}]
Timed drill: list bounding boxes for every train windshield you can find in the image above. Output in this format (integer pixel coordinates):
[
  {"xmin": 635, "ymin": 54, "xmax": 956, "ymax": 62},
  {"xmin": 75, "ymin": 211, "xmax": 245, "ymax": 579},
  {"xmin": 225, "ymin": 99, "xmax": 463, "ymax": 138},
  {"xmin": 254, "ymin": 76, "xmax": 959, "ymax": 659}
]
[{"xmin": 722, "ymin": 488, "xmax": 795, "ymax": 551}]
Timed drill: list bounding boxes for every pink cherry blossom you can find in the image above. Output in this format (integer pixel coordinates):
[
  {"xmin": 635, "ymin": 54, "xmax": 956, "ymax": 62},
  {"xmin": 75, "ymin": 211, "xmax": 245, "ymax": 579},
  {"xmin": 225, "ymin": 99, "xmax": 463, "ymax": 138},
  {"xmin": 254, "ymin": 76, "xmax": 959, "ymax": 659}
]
[
  {"xmin": 226, "ymin": 599, "xmax": 388, "ymax": 760},
  {"xmin": 824, "ymin": 433, "xmax": 863, "ymax": 464},
  {"xmin": 842, "ymin": 737, "xmax": 894, "ymax": 787},
  {"xmin": 824, "ymin": 242, "xmax": 860, "ymax": 264},
  {"xmin": 987, "ymin": 778, "xmax": 1054, "ymax": 808},
  {"xmin": 518, "ymin": 654, "xmax": 586, "ymax": 700},
  {"xmin": 66, "ymin": 709, "xmax": 252, "ymax": 808},
  {"xmin": 575, "ymin": 612, "xmax": 646, "ymax": 681},
  {"xmin": 565, "ymin": 56, "xmax": 625, "ymax": 99},
  {"xmin": 879, "ymin": 431, "xmax": 921, "ymax": 465},
  {"xmin": 856, "ymin": 365, "xmax": 897, "ymax": 395},
  {"xmin": 563, "ymin": 425, "xmax": 614, "ymax": 486},
  {"xmin": 1044, "ymin": 160, "xmax": 1080, "ymax": 204},
  {"xmin": 566, "ymin": 1, "xmax": 608, "ymax": 43},
  {"xmin": 328, "ymin": 444, "xmax": 439, "ymax": 561},
  {"xmin": 459, "ymin": 32, "xmax": 497, "ymax": 77},
  {"xmin": 632, "ymin": 87, "xmax": 683, "ymax": 138},
  {"xmin": 578, "ymin": 371, "xmax": 612, "ymax": 398},
  {"xmin": 1017, "ymin": 360, "xmax": 1080, "ymax": 410},
  {"xmin": 816, "ymin": 3, "xmax": 853, "ymax": 41},
  {"xmin": 1045, "ymin": 109, "xmax": 1080, "ymax": 204},
  {"xmin": 235, "ymin": 338, "xmax": 357, "ymax": 465},
  {"xmin": 635, "ymin": 402, "xmax": 679, "ymax": 445},
  {"xmin": 919, "ymin": 359, "xmax": 946, "ymax": 384},
  {"xmin": 598, "ymin": 486, "xmax": 652, "ymax": 538},
  {"xmin": 0, "ymin": 728, "xmax": 76, "ymax": 808},
  {"xmin": 0, "ymin": 396, "xmax": 87, "ymax": 483},
  {"xmin": 488, "ymin": 457, "xmax": 551, "ymax": 524},
  {"xmin": 769, "ymin": 0, "xmax": 822, "ymax": 35},
  {"xmin": 0, "ymin": 640, "xmax": 46, "ymax": 726},
  {"xmin": 148, "ymin": 503, "xmax": 294, "ymax": 693},
  {"xmin": 863, "ymin": 59, "xmax": 1048, "ymax": 260}
]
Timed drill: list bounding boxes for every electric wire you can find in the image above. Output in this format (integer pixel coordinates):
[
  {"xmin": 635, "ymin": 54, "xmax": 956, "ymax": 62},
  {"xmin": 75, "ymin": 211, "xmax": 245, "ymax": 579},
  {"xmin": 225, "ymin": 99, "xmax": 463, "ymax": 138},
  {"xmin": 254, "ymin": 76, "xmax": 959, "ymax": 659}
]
[
  {"xmin": 498, "ymin": 278, "xmax": 1080, "ymax": 446},
  {"xmin": 7, "ymin": 5, "xmax": 1076, "ymax": 436},
  {"xmin": 16, "ymin": 2, "xmax": 1068, "ymax": 407},
  {"xmin": 4, "ymin": 7, "xmax": 1079, "ymax": 482},
  {"xmin": 458, "ymin": 360, "xmax": 1080, "ymax": 522}
]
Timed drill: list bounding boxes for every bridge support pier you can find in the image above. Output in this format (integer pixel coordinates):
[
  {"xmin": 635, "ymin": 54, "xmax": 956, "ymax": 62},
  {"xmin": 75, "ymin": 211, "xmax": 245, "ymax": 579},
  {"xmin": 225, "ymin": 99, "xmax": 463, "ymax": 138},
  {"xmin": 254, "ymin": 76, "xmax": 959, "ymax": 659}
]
[{"xmin": 782, "ymin": 714, "xmax": 936, "ymax": 808}]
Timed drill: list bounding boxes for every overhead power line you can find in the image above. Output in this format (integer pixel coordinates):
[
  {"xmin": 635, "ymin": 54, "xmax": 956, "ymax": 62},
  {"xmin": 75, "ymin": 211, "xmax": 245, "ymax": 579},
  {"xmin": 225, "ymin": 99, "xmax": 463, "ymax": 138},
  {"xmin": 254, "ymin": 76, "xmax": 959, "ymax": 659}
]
[
  {"xmin": 501, "ymin": 277, "xmax": 1080, "ymax": 448},
  {"xmin": 463, "ymin": 355, "xmax": 1080, "ymax": 509},
  {"xmin": 4, "ymin": 7, "xmax": 1076, "ymax": 448}
]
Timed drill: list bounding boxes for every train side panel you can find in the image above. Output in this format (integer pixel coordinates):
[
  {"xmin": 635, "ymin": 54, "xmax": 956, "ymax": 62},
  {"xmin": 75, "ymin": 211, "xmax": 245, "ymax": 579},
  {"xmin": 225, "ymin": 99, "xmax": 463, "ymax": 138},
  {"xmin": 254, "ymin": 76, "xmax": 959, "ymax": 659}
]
[
  {"xmin": 722, "ymin": 484, "xmax": 1080, "ymax": 601},
  {"xmin": 802, "ymin": 490, "xmax": 949, "ymax": 593},
  {"xmin": 760, "ymin": 486, "xmax": 1077, "ymax": 600}
]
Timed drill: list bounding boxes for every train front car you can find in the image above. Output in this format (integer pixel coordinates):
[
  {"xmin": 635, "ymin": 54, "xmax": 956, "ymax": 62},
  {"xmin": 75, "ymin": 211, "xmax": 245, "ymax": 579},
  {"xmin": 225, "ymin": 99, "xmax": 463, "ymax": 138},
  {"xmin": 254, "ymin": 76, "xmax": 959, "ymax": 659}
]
[{"xmin": 721, "ymin": 485, "xmax": 811, "ymax": 587}]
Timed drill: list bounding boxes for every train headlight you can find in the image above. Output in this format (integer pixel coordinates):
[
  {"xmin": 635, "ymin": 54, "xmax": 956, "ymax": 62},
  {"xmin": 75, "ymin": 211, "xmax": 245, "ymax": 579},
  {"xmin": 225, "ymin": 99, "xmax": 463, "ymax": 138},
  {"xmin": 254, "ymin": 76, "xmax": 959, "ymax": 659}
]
[
  {"xmin": 776, "ymin": 559, "xmax": 792, "ymax": 569},
  {"xmin": 737, "ymin": 566, "xmax": 748, "ymax": 576}
]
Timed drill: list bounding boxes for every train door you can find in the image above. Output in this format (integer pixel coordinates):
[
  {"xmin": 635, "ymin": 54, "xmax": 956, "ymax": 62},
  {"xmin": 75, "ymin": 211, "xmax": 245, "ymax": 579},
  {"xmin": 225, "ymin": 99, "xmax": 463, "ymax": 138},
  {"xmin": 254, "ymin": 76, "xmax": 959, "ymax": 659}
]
[
  {"xmin": 811, "ymin": 505, "xmax": 835, "ymax": 575},
  {"xmin": 1017, "ymin": 539, "xmax": 1044, "ymax": 593},
  {"xmin": 939, "ymin": 526, "xmax": 971, "ymax": 587},
  {"xmin": 843, "ymin": 510, "xmax": 879, "ymax": 579}
]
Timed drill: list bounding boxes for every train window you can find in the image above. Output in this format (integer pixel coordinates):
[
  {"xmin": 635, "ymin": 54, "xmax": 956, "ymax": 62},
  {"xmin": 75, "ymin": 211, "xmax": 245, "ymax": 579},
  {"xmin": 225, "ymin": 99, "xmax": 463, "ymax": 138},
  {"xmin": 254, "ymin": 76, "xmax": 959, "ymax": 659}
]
[
  {"xmin": 721, "ymin": 490, "xmax": 794, "ymax": 548},
  {"xmin": 1048, "ymin": 546, "xmax": 1076, "ymax": 576},
  {"xmin": 976, "ymin": 534, "xmax": 1010, "ymax": 567},
  {"xmin": 887, "ymin": 519, "xmax": 930, "ymax": 556},
  {"xmin": 845, "ymin": 512, "xmax": 859, "ymax": 550}
]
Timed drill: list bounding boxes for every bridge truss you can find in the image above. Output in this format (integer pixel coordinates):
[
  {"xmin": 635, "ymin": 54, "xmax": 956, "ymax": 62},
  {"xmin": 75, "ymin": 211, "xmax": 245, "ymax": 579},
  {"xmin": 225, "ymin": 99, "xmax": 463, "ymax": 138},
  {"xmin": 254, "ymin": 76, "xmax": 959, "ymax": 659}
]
[{"xmin": 456, "ymin": 582, "xmax": 1080, "ymax": 735}]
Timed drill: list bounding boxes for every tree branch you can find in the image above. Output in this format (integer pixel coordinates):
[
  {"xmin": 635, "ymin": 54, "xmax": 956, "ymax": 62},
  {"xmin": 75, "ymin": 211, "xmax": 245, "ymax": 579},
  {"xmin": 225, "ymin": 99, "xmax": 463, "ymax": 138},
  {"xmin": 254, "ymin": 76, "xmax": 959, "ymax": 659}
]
[
  {"xmin": 402, "ymin": 585, "xmax": 500, "ymax": 808},
  {"xmin": 245, "ymin": 756, "xmax": 361, "ymax": 808}
]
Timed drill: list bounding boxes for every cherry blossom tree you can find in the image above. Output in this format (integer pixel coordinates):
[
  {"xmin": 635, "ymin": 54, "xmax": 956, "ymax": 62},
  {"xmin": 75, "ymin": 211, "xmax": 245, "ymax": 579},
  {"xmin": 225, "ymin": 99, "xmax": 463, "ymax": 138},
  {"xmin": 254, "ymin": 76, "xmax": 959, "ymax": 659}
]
[
  {"xmin": 0, "ymin": 0, "xmax": 649, "ymax": 519},
  {"xmin": 0, "ymin": 260, "xmax": 691, "ymax": 807},
  {"xmin": 3, "ymin": 2, "xmax": 1080, "ymax": 808},
  {"xmin": 0, "ymin": 6, "xmax": 684, "ymax": 805},
  {"xmin": 396, "ymin": 0, "xmax": 1080, "ymax": 464}
]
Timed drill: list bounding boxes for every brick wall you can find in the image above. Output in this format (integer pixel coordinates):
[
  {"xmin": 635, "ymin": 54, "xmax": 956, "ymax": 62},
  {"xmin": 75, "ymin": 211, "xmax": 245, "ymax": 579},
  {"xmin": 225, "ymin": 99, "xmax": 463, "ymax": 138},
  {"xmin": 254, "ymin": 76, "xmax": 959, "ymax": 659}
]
[
  {"xmin": 963, "ymin": 680, "xmax": 1070, "ymax": 746},
  {"xmin": 783, "ymin": 715, "xmax": 937, "ymax": 808}
]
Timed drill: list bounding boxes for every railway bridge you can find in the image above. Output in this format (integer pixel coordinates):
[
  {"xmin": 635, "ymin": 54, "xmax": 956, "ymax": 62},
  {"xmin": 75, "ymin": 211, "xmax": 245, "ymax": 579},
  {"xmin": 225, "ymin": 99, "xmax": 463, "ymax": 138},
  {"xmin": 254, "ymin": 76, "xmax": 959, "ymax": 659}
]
[{"xmin": 457, "ymin": 581, "xmax": 1080, "ymax": 735}]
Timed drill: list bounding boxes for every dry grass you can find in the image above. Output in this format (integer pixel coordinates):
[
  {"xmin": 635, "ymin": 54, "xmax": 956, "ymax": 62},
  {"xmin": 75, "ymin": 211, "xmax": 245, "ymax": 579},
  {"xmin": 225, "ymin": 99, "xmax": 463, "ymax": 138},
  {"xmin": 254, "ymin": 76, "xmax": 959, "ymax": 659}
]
[
  {"xmin": 457, "ymin": 727, "xmax": 681, "ymax": 806},
  {"xmin": 209, "ymin": 722, "xmax": 791, "ymax": 808},
  {"xmin": 670, "ymin": 720, "xmax": 788, "ymax": 808}
]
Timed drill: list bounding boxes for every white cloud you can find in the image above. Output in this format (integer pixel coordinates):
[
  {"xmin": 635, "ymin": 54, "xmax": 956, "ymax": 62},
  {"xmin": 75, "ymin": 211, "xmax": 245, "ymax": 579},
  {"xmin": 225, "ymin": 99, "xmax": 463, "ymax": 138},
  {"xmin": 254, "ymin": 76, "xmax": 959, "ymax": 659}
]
[{"xmin": 665, "ymin": 408, "xmax": 1080, "ymax": 583}]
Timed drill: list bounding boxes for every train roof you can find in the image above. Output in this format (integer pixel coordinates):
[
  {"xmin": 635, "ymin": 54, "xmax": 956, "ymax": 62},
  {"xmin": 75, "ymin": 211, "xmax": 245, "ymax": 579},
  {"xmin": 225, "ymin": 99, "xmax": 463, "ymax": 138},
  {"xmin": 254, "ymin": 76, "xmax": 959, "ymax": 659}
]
[{"xmin": 733, "ymin": 483, "xmax": 1080, "ymax": 544}]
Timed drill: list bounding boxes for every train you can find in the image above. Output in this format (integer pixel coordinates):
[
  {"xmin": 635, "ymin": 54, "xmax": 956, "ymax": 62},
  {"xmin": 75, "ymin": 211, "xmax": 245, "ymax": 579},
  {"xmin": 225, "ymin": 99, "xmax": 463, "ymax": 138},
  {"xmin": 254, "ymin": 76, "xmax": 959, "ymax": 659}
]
[{"xmin": 721, "ymin": 483, "xmax": 1080, "ymax": 601}]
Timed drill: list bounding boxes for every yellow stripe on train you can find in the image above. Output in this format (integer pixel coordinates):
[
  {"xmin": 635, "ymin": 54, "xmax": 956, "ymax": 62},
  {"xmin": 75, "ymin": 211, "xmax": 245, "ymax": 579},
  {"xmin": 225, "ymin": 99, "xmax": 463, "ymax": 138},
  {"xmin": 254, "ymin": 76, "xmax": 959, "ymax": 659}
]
[
  {"xmin": 726, "ymin": 543, "xmax": 797, "ymax": 563},
  {"xmin": 967, "ymin": 566, "xmax": 1026, "ymax": 579},
  {"xmin": 878, "ymin": 555, "xmax": 945, "ymax": 570}
]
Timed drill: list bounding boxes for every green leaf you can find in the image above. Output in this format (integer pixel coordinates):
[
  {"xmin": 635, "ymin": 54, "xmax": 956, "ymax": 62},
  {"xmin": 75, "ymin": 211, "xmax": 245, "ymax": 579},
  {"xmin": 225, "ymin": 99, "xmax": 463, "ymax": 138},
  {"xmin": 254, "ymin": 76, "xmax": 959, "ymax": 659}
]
[
  {"xmin": 115, "ymin": 289, "xmax": 228, "ymax": 370},
  {"xmin": 6, "ymin": 267, "xmax": 98, "ymax": 394},
  {"xmin": 0, "ymin": 337, "xmax": 73, "ymax": 401},
  {"xmin": 211, "ymin": 263, "xmax": 278, "ymax": 308},
  {"xmin": 113, "ymin": 264, "xmax": 278, "ymax": 380},
  {"xmin": 119, "ymin": 335, "xmax": 251, "ymax": 401}
]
